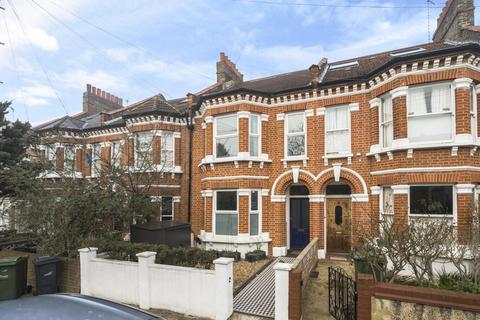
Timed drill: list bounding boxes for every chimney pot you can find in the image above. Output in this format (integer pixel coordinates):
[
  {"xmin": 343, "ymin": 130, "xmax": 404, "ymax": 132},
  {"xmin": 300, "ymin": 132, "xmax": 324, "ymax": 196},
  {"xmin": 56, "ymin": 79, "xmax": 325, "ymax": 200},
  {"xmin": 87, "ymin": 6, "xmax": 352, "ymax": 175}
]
[
  {"xmin": 106, "ymin": 93, "xmax": 111, "ymax": 101},
  {"xmin": 118, "ymin": 98, "xmax": 123, "ymax": 106},
  {"xmin": 96, "ymin": 88, "xmax": 101, "ymax": 96},
  {"xmin": 87, "ymin": 84, "xmax": 92, "ymax": 93}
]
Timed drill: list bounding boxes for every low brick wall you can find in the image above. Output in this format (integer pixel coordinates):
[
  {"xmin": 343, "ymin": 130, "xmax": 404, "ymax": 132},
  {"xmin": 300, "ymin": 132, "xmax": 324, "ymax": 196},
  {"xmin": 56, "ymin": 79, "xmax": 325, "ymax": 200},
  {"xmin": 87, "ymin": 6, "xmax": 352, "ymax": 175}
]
[
  {"xmin": 0, "ymin": 250, "xmax": 80, "ymax": 294},
  {"xmin": 288, "ymin": 238, "xmax": 319, "ymax": 320},
  {"xmin": 357, "ymin": 273, "xmax": 480, "ymax": 320}
]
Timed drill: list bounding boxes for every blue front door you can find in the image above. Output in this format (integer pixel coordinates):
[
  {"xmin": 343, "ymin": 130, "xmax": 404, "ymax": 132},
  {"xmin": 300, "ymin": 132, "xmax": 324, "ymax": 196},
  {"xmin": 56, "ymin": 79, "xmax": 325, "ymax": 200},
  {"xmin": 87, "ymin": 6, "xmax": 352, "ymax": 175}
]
[{"xmin": 289, "ymin": 198, "xmax": 310, "ymax": 250}]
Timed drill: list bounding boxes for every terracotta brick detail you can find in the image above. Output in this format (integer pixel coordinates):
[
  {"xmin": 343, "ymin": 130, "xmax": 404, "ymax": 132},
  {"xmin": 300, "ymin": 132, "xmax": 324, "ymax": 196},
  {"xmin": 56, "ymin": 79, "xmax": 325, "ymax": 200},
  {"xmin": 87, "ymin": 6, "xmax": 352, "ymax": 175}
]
[
  {"xmin": 356, "ymin": 273, "xmax": 374, "ymax": 320},
  {"xmin": 83, "ymin": 148, "xmax": 92, "ymax": 177},
  {"xmin": 393, "ymin": 194, "xmax": 408, "ymax": 225},
  {"xmin": 152, "ymin": 136, "xmax": 161, "ymax": 164},
  {"xmin": 392, "ymin": 96, "xmax": 407, "ymax": 140},
  {"xmin": 75, "ymin": 149, "xmax": 83, "ymax": 173},
  {"xmin": 455, "ymin": 87, "xmax": 472, "ymax": 134},
  {"xmin": 370, "ymin": 106, "xmax": 379, "ymax": 146},
  {"xmin": 55, "ymin": 147, "xmax": 64, "ymax": 171}
]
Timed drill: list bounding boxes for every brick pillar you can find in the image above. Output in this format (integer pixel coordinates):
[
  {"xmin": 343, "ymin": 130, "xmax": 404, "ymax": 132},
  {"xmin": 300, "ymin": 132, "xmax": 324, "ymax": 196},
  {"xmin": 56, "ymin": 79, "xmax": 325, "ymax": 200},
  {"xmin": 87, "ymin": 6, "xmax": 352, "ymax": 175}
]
[
  {"xmin": 152, "ymin": 135, "xmax": 161, "ymax": 164},
  {"xmin": 369, "ymin": 98, "xmax": 380, "ymax": 146},
  {"xmin": 289, "ymin": 268, "xmax": 302, "ymax": 320},
  {"xmin": 276, "ymin": 113, "xmax": 285, "ymax": 159},
  {"xmin": 128, "ymin": 137, "xmax": 135, "ymax": 166},
  {"xmin": 391, "ymin": 87, "xmax": 408, "ymax": 140},
  {"xmin": 83, "ymin": 148, "xmax": 92, "ymax": 177},
  {"xmin": 56, "ymin": 147, "xmax": 64, "ymax": 171},
  {"xmin": 75, "ymin": 148, "xmax": 83, "ymax": 174},
  {"xmin": 477, "ymin": 85, "xmax": 480, "ymax": 138},
  {"xmin": 205, "ymin": 194, "xmax": 213, "ymax": 233},
  {"xmin": 456, "ymin": 184, "xmax": 474, "ymax": 244},
  {"xmin": 309, "ymin": 200, "xmax": 321, "ymax": 241},
  {"xmin": 356, "ymin": 273, "xmax": 374, "ymax": 320},
  {"xmin": 174, "ymin": 135, "xmax": 181, "ymax": 166},
  {"xmin": 238, "ymin": 112, "xmax": 249, "ymax": 153},
  {"xmin": 370, "ymin": 187, "xmax": 381, "ymax": 237},
  {"xmin": 392, "ymin": 185, "xmax": 409, "ymax": 225},
  {"xmin": 454, "ymin": 78, "xmax": 473, "ymax": 135},
  {"xmin": 121, "ymin": 137, "xmax": 129, "ymax": 167},
  {"xmin": 272, "ymin": 200, "xmax": 287, "ymax": 256},
  {"xmin": 205, "ymin": 116, "xmax": 213, "ymax": 156},
  {"xmin": 238, "ymin": 191, "xmax": 249, "ymax": 234},
  {"xmin": 261, "ymin": 115, "xmax": 268, "ymax": 155}
]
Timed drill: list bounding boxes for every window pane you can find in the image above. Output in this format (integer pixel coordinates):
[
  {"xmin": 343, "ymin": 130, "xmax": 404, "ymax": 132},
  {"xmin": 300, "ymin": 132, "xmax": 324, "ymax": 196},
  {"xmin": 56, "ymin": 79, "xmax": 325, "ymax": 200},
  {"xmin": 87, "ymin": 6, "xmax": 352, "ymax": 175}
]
[
  {"xmin": 287, "ymin": 135, "xmax": 305, "ymax": 156},
  {"xmin": 382, "ymin": 122, "xmax": 393, "ymax": 147},
  {"xmin": 408, "ymin": 114, "xmax": 452, "ymax": 143},
  {"xmin": 161, "ymin": 197, "xmax": 173, "ymax": 219},
  {"xmin": 410, "ymin": 186, "xmax": 452, "ymax": 215},
  {"xmin": 216, "ymin": 214, "xmax": 238, "ymax": 236},
  {"xmin": 216, "ymin": 136, "xmax": 238, "ymax": 157},
  {"xmin": 216, "ymin": 191, "xmax": 237, "ymax": 211},
  {"xmin": 163, "ymin": 133, "xmax": 174, "ymax": 150},
  {"xmin": 326, "ymin": 106, "xmax": 349, "ymax": 130},
  {"xmin": 250, "ymin": 213, "xmax": 259, "ymax": 236},
  {"xmin": 251, "ymin": 191, "xmax": 258, "ymax": 211},
  {"xmin": 326, "ymin": 130, "xmax": 349, "ymax": 154},
  {"xmin": 249, "ymin": 136, "xmax": 259, "ymax": 157},
  {"xmin": 216, "ymin": 115, "xmax": 237, "ymax": 136},
  {"xmin": 381, "ymin": 97, "xmax": 393, "ymax": 122},
  {"xmin": 409, "ymin": 85, "xmax": 451, "ymax": 115},
  {"xmin": 161, "ymin": 150, "xmax": 174, "ymax": 168},
  {"xmin": 250, "ymin": 115, "xmax": 259, "ymax": 134},
  {"xmin": 287, "ymin": 114, "xmax": 304, "ymax": 133}
]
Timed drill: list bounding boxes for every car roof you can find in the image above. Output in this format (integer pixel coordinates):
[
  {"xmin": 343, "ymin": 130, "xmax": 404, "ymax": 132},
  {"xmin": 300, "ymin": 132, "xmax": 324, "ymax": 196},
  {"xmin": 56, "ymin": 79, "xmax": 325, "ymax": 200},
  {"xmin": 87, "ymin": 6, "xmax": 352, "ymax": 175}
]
[{"xmin": 0, "ymin": 293, "xmax": 161, "ymax": 320}]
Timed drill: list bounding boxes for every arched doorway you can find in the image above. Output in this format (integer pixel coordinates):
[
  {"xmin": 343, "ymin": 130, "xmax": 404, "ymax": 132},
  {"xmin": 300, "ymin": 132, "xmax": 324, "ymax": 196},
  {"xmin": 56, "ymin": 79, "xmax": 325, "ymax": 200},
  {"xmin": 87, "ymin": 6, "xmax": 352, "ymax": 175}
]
[
  {"xmin": 287, "ymin": 184, "xmax": 310, "ymax": 250},
  {"xmin": 325, "ymin": 183, "xmax": 352, "ymax": 254}
]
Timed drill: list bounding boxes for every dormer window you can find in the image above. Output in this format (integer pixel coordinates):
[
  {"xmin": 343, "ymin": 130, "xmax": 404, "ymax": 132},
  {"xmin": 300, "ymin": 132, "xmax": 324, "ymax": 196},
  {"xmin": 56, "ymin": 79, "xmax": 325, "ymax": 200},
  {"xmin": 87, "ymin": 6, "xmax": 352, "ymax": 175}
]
[
  {"xmin": 329, "ymin": 60, "xmax": 359, "ymax": 70},
  {"xmin": 214, "ymin": 114, "xmax": 238, "ymax": 158},
  {"xmin": 390, "ymin": 47, "xmax": 425, "ymax": 57}
]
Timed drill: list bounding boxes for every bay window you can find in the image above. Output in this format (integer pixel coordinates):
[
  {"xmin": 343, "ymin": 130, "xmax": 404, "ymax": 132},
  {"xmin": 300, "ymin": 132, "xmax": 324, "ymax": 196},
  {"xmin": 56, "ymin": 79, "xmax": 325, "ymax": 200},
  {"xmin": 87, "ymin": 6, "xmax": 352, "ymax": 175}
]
[
  {"xmin": 136, "ymin": 131, "xmax": 153, "ymax": 168},
  {"xmin": 407, "ymin": 83, "xmax": 453, "ymax": 143},
  {"xmin": 325, "ymin": 105, "xmax": 350, "ymax": 155},
  {"xmin": 410, "ymin": 186, "xmax": 453, "ymax": 217},
  {"xmin": 92, "ymin": 143, "xmax": 102, "ymax": 176},
  {"xmin": 161, "ymin": 132, "xmax": 174, "ymax": 169},
  {"xmin": 215, "ymin": 114, "xmax": 238, "ymax": 158},
  {"xmin": 285, "ymin": 112, "xmax": 306, "ymax": 158},
  {"xmin": 215, "ymin": 190, "xmax": 238, "ymax": 236},
  {"xmin": 249, "ymin": 114, "xmax": 260, "ymax": 157},
  {"xmin": 380, "ymin": 95, "xmax": 393, "ymax": 148},
  {"xmin": 250, "ymin": 190, "xmax": 260, "ymax": 236}
]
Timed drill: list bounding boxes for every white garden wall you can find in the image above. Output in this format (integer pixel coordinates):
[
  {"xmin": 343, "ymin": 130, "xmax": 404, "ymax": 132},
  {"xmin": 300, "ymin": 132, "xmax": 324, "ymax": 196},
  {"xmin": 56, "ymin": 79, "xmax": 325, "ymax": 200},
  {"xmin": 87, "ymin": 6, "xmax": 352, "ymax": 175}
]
[{"xmin": 78, "ymin": 248, "xmax": 234, "ymax": 320}]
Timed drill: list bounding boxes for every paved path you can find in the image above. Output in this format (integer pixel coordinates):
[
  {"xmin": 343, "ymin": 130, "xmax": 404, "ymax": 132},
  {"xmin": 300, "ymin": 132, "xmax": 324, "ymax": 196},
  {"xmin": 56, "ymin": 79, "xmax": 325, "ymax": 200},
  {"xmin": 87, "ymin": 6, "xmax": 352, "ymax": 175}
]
[
  {"xmin": 233, "ymin": 257, "xmax": 295, "ymax": 319},
  {"xmin": 302, "ymin": 259, "xmax": 354, "ymax": 320}
]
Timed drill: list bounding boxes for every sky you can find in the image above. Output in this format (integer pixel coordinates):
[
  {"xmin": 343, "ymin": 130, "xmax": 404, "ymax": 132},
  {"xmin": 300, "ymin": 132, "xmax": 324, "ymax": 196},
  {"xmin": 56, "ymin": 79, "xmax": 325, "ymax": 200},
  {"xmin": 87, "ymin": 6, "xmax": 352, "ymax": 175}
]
[{"xmin": 0, "ymin": 0, "xmax": 478, "ymax": 126}]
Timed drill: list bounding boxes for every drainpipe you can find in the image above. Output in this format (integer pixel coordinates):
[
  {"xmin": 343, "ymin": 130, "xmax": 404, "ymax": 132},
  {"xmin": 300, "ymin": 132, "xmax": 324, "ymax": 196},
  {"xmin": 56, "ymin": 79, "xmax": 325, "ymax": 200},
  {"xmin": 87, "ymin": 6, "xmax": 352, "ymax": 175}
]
[{"xmin": 186, "ymin": 94, "xmax": 195, "ymax": 224}]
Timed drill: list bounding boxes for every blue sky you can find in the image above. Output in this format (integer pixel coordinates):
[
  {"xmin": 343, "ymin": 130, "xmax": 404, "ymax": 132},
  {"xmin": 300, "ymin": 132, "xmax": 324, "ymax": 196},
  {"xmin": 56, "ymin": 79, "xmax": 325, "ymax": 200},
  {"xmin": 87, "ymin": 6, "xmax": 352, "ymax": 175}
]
[{"xmin": 1, "ymin": 0, "xmax": 478, "ymax": 125}]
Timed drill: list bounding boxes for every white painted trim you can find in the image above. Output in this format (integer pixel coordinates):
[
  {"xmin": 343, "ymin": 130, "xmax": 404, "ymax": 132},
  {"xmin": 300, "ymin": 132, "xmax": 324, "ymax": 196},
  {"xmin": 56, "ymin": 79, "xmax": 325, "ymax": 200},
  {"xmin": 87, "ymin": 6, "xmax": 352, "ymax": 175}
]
[
  {"xmin": 261, "ymin": 114, "xmax": 269, "ymax": 121},
  {"xmin": 392, "ymin": 185, "xmax": 409, "ymax": 194},
  {"xmin": 201, "ymin": 190, "xmax": 214, "ymax": 197},
  {"xmin": 237, "ymin": 111, "xmax": 250, "ymax": 118},
  {"xmin": 391, "ymin": 86, "xmax": 408, "ymax": 99},
  {"xmin": 456, "ymin": 184, "xmax": 475, "ymax": 194},
  {"xmin": 271, "ymin": 195, "xmax": 287, "ymax": 202},
  {"xmin": 370, "ymin": 186, "xmax": 381, "ymax": 195},
  {"xmin": 349, "ymin": 103, "xmax": 360, "ymax": 111},
  {"xmin": 371, "ymin": 166, "xmax": 480, "ymax": 176},
  {"xmin": 316, "ymin": 107, "xmax": 325, "ymax": 116},
  {"xmin": 238, "ymin": 189, "xmax": 251, "ymax": 196},
  {"xmin": 452, "ymin": 77, "xmax": 473, "ymax": 89},
  {"xmin": 305, "ymin": 109, "xmax": 315, "ymax": 117},
  {"xmin": 351, "ymin": 194, "xmax": 369, "ymax": 202},
  {"xmin": 201, "ymin": 175, "xmax": 269, "ymax": 182},
  {"xmin": 308, "ymin": 195, "xmax": 325, "ymax": 202},
  {"xmin": 276, "ymin": 113, "xmax": 285, "ymax": 121},
  {"xmin": 272, "ymin": 247, "xmax": 287, "ymax": 257},
  {"xmin": 204, "ymin": 116, "xmax": 213, "ymax": 123},
  {"xmin": 369, "ymin": 98, "xmax": 381, "ymax": 108}
]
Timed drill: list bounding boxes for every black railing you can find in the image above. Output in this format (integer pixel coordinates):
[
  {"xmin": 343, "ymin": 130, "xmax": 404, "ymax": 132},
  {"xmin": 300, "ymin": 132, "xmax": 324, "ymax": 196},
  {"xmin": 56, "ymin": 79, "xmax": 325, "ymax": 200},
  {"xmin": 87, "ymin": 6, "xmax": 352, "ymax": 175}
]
[{"xmin": 328, "ymin": 266, "xmax": 357, "ymax": 320}]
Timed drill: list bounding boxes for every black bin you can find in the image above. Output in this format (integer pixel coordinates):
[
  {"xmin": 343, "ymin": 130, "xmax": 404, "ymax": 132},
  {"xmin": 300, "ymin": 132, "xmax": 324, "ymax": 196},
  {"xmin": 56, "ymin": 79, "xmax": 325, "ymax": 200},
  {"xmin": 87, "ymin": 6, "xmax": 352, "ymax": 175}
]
[
  {"xmin": 33, "ymin": 256, "xmax": 61, "ymax": 295},
  {"xmin": 130, "ymin": 221, "xmax": 191, "ymax": 247}
]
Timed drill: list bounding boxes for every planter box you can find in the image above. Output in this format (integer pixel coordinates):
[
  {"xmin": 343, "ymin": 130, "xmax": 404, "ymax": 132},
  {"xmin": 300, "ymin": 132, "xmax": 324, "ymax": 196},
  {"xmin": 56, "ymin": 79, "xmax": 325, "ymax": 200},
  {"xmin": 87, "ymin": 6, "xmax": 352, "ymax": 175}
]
[
  {"xmin": 218, "ymin": 251, "xmax": 241, "ymax": 262},
  {"xmin": 353, "ymin": 257, "xmax": 385, "ymax": 282},
  {"xmin": 245, "ymin": 250, "xmax": 266, "ymax": 262}
]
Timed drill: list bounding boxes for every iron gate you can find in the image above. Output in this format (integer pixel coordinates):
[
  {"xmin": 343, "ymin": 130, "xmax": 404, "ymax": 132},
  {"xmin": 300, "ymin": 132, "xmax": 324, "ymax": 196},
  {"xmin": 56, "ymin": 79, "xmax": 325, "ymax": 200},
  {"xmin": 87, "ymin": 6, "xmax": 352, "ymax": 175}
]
[{"xmin": 328, "ymin": 266, "xmax": 357, "ymax": 320}]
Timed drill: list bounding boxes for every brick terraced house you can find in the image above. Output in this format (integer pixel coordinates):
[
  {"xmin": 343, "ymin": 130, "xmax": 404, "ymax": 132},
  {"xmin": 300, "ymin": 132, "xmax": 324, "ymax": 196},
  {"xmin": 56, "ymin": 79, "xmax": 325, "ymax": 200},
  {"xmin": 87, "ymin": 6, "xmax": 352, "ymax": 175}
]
[{"xmin": 34, "ymin": 0, "xmax": 480, "ymax": 258}]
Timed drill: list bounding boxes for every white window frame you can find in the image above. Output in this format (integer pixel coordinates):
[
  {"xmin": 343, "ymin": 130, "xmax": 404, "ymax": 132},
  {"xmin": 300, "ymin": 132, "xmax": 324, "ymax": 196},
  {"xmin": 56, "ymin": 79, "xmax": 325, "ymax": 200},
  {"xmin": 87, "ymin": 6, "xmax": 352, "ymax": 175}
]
[
  {"xmin": 324, "ymin": 105, "xmax": 351, "ymax": 156},
  {"xmin": 91, "ymin": 143, "xmax": 102, "ymax": 177},
  {"xmin": 249, "ymin": 190, "xmax": 261, "ymax": 236},
  {"xmin": 408, "ymin": 184, "xmax": 457, "ymax": 224},
  {"xmin": 45, "ymin": 144, "xmax": 56, "ymax": 164},
  {"xmin": 64, "ymin": 145, "xmax": 75, "ymax": 174},
  {"xmin": 151, "ymin": 196, "xmax": 175, "ymax": 221},
  {"xmin": 379, "ymin": 94, "xmax": 393, "ymax": 148},
  {"xmin": 470, "ymin": 84, "xmax": 477, "ymax": 139},
  {"xmin": 161, "ymin": 132, "xmax": 175, "ymax": 170},
  {"xmin": 213, "ymin": 190, "xmax": 239, "ymax": 236},
  {"xmin": 135, "ymin": 131, "xmax": 153, "ymax": 169},
  {"xmin": 284, "ymin": 111, "xmax": 307, "ymax": 159},
  {"xmin": 249, "ymin": 114, "xmax": 261, "ymax": 157},
  {"xmin": 214, "ymin": 114, "xmax": 239, "ymax": 159},
  {"xmin": 111, "ymin": 140, "xmax": 122, "ymax": 169},
  {"xmin": 407, "ymin": 82, "xmax": 456, "ymax": 145}
]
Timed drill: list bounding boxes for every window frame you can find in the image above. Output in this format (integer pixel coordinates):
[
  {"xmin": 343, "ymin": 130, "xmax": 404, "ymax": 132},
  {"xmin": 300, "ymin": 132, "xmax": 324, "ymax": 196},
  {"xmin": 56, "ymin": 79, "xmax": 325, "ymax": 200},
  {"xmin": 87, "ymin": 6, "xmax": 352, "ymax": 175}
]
[
  {"xmin": 408, "ymin": 184, "xmax": 457, "ymax": 224},
  {"xmin": 45, "ymin": 144, "xmax": 56, "ymax": 166},
  {"xmin": 249, "ymin": 190, "xmax": 261, "ymax": 236},
  {"xmin": 111, "ymin": 140, "xmax": 122, "ymax": 170},
  {"xmin": 213, "ymin": 190, "xmax": 239, "ymax": 236},
  {"xmin": 135, "ymin": 131, "xmax": 153, "ymax": 169},
  {"xmin": 214, "ymin": 114, "xmax": 239, "ymax": 159},
  {"xmin": 63, "ymin": 145, "xmax": 76, "ymax": 174},
  {"xmin": 161, "ymin": 132, "xmax": 175, "ymax": 170},
  {"xmin": 324, "ymin": 104, "xmax": 351, "ymax": 155},
  {"xmin": 406, "ymin": 82, "xmax": 456, "ymax": 145},
  {"xmin": 284, "ymin": 111, "xmax": 307, "ymax": 159},
  {"xmin": 160, "ymin": 196, "xmax": 174, "ymax": 221},
  {"xmin": 249, "ymin": 114, "xmax": 261, "ymax": 157},
  {"xmin": 379, "ymin": 94, "xmax": 393, "ymax": 148},
  {"xmin": 380, "ymin": 186, "xmax": 394, "ymax": 222},
  {"xmin": 91, "ymin": 143, "xmax": 102, "ymax": 177}
]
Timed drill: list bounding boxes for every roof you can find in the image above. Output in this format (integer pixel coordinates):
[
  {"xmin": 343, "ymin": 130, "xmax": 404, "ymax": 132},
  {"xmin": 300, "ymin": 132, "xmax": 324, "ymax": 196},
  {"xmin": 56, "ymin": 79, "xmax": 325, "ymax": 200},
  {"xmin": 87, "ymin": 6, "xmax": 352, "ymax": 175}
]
[{"xmin": 205, "ymin": 41, "xmax": 469, "ymax": 97}]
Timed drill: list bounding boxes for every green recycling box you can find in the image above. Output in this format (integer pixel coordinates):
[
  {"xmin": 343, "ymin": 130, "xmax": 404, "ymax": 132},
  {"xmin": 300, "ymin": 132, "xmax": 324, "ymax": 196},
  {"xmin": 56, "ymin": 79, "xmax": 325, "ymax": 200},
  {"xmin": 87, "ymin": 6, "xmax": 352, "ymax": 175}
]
[{"xmin": 0, "ymin": 256, "xmax": 28, "ymax": 301}]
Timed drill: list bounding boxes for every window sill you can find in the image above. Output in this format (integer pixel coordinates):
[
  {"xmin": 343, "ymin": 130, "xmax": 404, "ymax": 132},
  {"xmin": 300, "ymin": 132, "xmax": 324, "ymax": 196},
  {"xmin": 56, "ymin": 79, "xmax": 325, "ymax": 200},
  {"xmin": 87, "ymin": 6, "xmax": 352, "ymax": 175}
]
[
  {"xmin": 322, "ymin": 153, "xmax": 353, "ymax": 160},
  {"xmin": 129, "ymin": 165, "xmax": 183, "ymax": 174},
  {"xmin": 199, "ymin": 154, "xmax": 271, "ymax": 166},
  {"xmin": 199, "ymin": 231, "xmax": 272, "ymax": 244},
  {"xmin": 281, "ymin": 156, "xmax": 309, "ymax": 162}
]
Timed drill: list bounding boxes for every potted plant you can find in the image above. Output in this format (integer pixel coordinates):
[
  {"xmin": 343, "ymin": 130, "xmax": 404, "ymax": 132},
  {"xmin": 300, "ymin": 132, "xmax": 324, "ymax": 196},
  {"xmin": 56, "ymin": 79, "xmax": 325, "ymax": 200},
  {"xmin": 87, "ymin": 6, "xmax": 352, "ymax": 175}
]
[
  {"xmin": 352, "ymin": 239, "xmax": 386, "ymax": 282},
  {"xmin": 245, "ymin": 246, "xmax": 266, "ymax": 262}
]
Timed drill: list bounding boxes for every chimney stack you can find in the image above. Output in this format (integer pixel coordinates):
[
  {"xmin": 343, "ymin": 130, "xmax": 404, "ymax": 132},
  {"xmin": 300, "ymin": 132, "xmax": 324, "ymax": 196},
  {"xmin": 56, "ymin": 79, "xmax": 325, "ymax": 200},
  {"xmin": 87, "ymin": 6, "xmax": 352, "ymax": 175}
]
[
  {"xmin": 432, "ymin": 0, "xmax": 479, "ymax": 42},
  {"xmin": 216, "ymin": 52, "xmax": 244, "ymax": 88},
  {"xmin": 83, "ymin": 84, "xmax": 124, "ymax": 115},
  {"xmin": 309, "ymin": 58, "xmax": 328, "ymax": 87}
]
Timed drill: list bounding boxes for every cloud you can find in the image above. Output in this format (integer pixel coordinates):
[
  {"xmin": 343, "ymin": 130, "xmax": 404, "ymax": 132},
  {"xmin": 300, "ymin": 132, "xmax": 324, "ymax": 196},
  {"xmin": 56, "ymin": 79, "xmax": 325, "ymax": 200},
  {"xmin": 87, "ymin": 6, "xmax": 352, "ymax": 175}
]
[
  {"xmin": 27, "ymin": 27, "xmax": 59, "ymax": 52},
  {"xmin": 104, "ymin": 48, "xmax": 140, "ymax": 62},
  {"xmin": 55, "ymin": 68, "xmax": 128, "ymax": 92},
  {"xmin": 8, "ymin": 83, "xmax": 57, "ymax": 107}
]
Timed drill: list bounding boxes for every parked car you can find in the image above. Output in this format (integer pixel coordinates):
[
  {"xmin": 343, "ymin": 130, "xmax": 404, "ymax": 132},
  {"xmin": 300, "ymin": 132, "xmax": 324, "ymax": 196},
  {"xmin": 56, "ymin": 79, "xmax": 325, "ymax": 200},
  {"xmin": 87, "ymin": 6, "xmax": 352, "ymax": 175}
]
[{"xmin": 0, "ymin": 293, "xmax": 163, "ymax": 320}]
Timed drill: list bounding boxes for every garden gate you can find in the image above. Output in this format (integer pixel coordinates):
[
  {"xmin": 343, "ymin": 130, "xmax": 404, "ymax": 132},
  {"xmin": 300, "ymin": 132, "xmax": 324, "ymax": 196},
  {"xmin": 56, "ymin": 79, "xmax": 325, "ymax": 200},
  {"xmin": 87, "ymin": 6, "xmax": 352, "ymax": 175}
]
[{"xmin": 328, "ymin": 266, "xmax": 357, "ymax": 320}]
